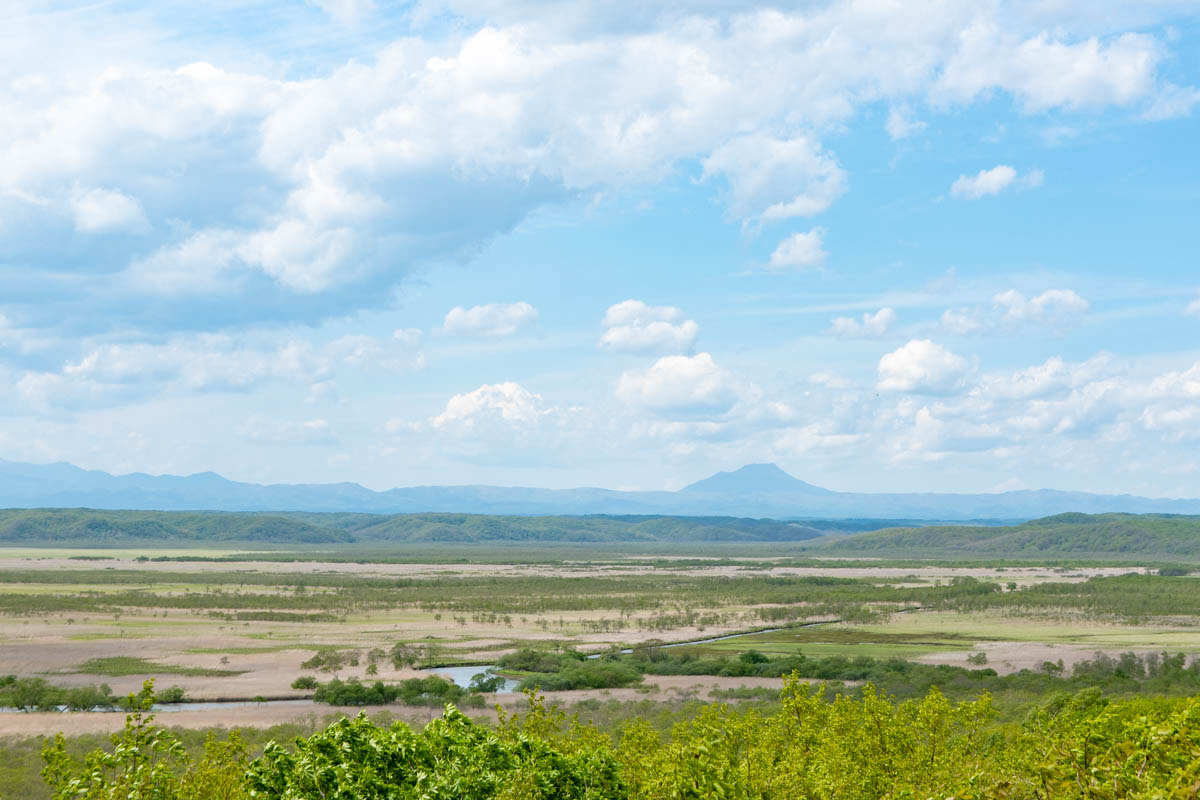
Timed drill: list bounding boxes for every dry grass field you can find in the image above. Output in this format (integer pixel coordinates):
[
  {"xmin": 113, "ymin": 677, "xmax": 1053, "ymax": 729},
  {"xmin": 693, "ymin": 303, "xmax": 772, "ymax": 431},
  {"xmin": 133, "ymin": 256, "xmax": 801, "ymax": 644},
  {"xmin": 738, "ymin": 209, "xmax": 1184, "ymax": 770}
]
[{"xmin": 0, "ymin": 549, "xmax": 1193, "ymax": 735}]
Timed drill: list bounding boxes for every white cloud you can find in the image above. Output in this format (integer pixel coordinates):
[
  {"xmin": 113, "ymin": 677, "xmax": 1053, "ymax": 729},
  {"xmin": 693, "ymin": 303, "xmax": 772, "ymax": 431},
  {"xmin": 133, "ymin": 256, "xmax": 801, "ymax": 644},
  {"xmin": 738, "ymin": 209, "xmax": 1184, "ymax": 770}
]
[
  {"xmin": 600, "ymin": 319, "xmax": 699, "ymax": 354},
  {"xmin": 885, "ymin": 105, "xmax": 926, "ymax": 140},
  {"xmin": 16, "ymin": 330, "xmax": 423, "ymax": 412},
  {"xmin": 599, "ymin": 299, "xmax": 697, "ymax": 354},
  {"xmin": 995, "ymin": 288, "xmax": 1086, "ymax": 322},
  {"xmin": 977, "ymin": 354, "xmax": 1112, "ymax": 400},
  {"xmin": 616, "ymin": 352, "xmax": 738, "ymax": 417},
  {"xmin": 830, "ymin": 307, "xmax": 895, "ymax": 339},
  {"xmin": 941, "ymin": 289, "xmax": 1089, "ymax": 335},
  {"xmin": 442, "ymin": 302, "xmax": 538, "ymax": 337},
  {"xmin": 702, "ymin": 135, "xmax": 846, "ymax": 227},
  {"xmin": 934, "ymin": 30, "xmax": 1163, "ymax": 112},
  {"xmin": 809, "ymin": 371, "xmax": 852, "ymax": 390},
  {"xmin": 69, "ymin": 187, "xmax": 149, "ymax": 234},
  {"xmin": 239, "ymin": 416, "xmax": 335, "ymax": 445},
  {"xmin": 1143, "ymin": 82, "xmax": 1200, "ymax": 120},
  {"xmin": 768, "ymin": 228, "xmax": 828, "ymax": 271},
  {"xmin": 429, "ymin": 381, "xmax": 549, "ymax": 429},
  {"xmin": 1185, "ymin": 292, "xmax": 1200, "ymax": 317},
  {"xmin": 0, "ymin": 4, "xmax": 1187, "ymax": 339},
  {"xmin": 393, "ymin": 328, "xmax": 423, "ymax": 346},
  {"xmin": 877, "ymin": 339, "xmax": 970, "ymax": 394},
  {"xmin": 950, "ymin": 165, "xmax": 1016, "ymax": 198},
  {"xmin": 308, "ymin": 0, "xmax": 375, "ymax": 25},
  {"xmin": 388, "ymin": 380, "xmax": 595, "ymax": 466},
  {"xmin": 602, "ymin": 299, "xmax": 683, "ymax": 327}
]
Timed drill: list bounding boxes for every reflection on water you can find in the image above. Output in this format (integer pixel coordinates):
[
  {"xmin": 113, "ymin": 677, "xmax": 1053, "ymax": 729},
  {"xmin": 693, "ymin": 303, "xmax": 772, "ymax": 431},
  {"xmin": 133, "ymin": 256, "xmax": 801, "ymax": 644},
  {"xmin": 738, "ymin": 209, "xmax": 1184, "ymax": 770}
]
[
  {"xmin": 416, "ymin": 665, "xmax": 520, "ymax": 694},
  {"xmin": 1, "ymin": 627, "xmax": 793, "ymax": 713}
]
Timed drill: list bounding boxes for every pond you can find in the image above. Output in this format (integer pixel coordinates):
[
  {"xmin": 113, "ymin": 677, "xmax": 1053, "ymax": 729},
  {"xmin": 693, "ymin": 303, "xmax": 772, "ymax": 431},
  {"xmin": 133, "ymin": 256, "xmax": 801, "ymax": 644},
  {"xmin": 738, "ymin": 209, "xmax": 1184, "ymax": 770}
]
[{"xmin": 416, "ymin": 665, "xmax": 521, "ymax": 694}]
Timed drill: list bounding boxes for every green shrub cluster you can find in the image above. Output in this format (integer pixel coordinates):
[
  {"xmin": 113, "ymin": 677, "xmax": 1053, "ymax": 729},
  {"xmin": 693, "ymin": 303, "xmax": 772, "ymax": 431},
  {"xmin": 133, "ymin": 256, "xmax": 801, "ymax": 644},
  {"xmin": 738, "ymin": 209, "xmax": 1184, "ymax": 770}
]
[
  {"xmin": 497, "ymin": 649, "xmax": 644, "ymax": 691},
  {"xmin": 0, "ymin": 676, "xmax": 187, "ymax": 711},
  {"xmin": 309, "ymin": 675, "xmax": 486, "ymax": 708},
  {"xmin": 28, "ymin": 678, "xmax": 1200, "ymax": 800}
]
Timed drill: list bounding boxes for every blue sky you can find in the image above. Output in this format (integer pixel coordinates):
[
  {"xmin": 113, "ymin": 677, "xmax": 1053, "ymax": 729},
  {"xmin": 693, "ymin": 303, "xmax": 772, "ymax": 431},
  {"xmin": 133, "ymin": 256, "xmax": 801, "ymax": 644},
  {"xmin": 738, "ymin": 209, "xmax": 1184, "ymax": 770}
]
[{"xmin": 3, "ymin": 0, "xmax": 1200, "ymax": 495}]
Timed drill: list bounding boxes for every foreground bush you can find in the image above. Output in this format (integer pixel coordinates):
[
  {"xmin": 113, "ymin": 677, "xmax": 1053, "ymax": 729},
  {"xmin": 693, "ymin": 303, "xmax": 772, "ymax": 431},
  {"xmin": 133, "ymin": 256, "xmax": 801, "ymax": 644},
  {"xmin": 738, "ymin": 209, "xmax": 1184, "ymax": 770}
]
[
  {"xmin": 248, "ymin": 706, "xmax": 623, "ymax": 800},
  {"xmin": 28, "ymin": 676, "xmax": 1200, "ymax": 799},
  {"xmin": 40, "ymin": 682, "xmax": 250, "ymax": 800}
]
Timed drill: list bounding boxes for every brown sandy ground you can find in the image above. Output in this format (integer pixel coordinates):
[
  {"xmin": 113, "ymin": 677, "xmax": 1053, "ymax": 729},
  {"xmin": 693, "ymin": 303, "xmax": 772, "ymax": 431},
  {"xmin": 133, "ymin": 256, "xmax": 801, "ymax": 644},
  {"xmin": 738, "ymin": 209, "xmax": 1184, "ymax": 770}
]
[
  {"xmin": 0, "ymin": 554, "xmax": 1151, "ymax": 584},
  {"xmin": 0, "ymin": 675, "xmax": 785, "ymax": 736}
]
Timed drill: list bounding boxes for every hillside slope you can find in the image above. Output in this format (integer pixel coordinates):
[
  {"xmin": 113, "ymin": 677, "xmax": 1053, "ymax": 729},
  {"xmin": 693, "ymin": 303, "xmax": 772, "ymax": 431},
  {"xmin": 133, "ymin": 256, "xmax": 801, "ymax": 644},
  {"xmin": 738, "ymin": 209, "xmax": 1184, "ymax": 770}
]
[
  {"xmin": 821, "ymin": 512, "xmax": 1200, "ymax": 556},
  {"xmin": 0, "ymin": 509, "xmax": 351, "ymax": 544},
  {"xmin": 0, "ymin": 509, "xmax": 825, "ymax": 545},
  {"xmin": 344, "ymin": 513, "xmax": 824, "ymax": 543}
]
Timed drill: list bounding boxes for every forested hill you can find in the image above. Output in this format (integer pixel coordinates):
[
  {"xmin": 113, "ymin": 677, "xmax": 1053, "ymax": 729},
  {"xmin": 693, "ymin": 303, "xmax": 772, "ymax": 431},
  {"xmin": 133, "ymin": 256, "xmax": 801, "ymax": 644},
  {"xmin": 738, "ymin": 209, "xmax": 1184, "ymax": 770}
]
[
  {"xmin": 821, "ymin": 512, "xmax": 1200, "ymax": 556},
  {"xmin": 0, "ymin": 509, "xmax": 829, "ymax": 545},
  {"xmin": 0, "ymin": 509, "xmax": 352, "ymax": 544},
  {"xmin": 9, "ymin": 508, "xmax": 1198, "ymax": 553}
]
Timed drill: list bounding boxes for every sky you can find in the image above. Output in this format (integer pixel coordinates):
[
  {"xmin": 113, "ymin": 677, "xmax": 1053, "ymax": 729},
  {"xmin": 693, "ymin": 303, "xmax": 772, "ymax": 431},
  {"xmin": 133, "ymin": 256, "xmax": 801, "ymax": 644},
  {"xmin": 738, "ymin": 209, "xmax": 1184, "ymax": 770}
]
[{"xmin": 2, "ymin": 0, "xmax": 1200, "ymax": 496}]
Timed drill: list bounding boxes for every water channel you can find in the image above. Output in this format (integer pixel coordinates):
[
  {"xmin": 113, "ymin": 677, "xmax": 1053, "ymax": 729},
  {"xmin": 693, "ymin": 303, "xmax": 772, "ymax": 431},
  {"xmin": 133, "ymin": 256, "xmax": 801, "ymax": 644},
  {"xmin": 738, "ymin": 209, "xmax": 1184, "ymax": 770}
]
[{"xmin": 1, "ymin": 624, "xmax": 811, "ymax": 712}]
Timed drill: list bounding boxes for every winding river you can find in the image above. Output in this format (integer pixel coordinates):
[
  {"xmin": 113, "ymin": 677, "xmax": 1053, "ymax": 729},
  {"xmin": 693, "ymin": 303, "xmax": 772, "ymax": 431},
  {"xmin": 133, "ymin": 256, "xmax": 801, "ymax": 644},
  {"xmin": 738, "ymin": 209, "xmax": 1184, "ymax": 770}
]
[{"xmin": 1, "ymin": 623, "xmax": 816, "ymax": 712}]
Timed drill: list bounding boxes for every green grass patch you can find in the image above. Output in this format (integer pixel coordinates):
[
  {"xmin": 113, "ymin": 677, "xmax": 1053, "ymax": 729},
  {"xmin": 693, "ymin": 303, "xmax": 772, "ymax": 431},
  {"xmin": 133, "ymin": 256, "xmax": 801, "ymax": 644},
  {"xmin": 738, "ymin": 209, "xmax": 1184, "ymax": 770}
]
[
  {"xmin": 71, "ymin": 656, "xmax": 246, "ymax": 677},
  {"xmin": 676, "ymin": 626, "xmax": 980, "ymax": 659},
  {"xmin": 184, "ymin": 645, "xmax": 320, "ymax": 655}
]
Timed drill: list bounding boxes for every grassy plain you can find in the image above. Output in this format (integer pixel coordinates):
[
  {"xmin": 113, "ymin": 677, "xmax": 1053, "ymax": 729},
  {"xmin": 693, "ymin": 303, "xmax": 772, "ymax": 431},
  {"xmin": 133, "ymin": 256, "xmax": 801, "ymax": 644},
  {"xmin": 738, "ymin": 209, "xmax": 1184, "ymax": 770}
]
[
  {"xmin": 0, "ymin": 547, "xmax": 1192, "ymax": 733},
  {"xmin": 0, "ymin": 544, "xmax": 1198, "ymax": 798}
]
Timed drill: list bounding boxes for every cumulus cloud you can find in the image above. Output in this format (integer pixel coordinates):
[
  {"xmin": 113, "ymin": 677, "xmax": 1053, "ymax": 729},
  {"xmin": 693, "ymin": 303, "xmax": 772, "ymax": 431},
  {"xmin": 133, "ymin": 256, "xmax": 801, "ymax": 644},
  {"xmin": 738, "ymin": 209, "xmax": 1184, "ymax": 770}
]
[
  {"xmin": 429, "ymin": 382, "xmax": 551, "ymax": 429},
  {"xmin": 839, "ymin": 349, "xmax": 1200, "ymax": 466},
  {"xmin": 0, "ymin": 3, "xmax": 1187, "ymax": 340},
  {"xmin": 69, "ymin": 187, "xmax": 149, "ymax": 234},
  {"xmin": 934, "ymin": 29, "xmax": 1164, "ymax": 112},
  {"xmin": 702, "ymin": 136, "xmax": 846, "ymax": 226},
  {"xmin": 885, "ymin": 105, "xmax": 926, "ymax": 140},
  {"xmin": 877, "ymin": 339, "xmax": 970, "ymax": 394},
  {"xmin": 16, "ymin": 330, "xmax": 423, "ymax": 412},
  {"xmin": 830, "ymin": 307, "xmax": 895, "ymax": 339},
  {"xmin": 599, "ymin": 299, "xmax": 697, "ymax": 354},
  {"xmin": 768, "ymin": 229, "xmax": 828, "ymax": 271},
  {"xmin": 941, "ymin": 289, "xmax": 1089, "ymax": 335},
  {"xmin": 442, "ymin": 302, "xmax": 538, "ymax": 337},
  {"xmin": 602, "ymin": 300, "xmax": 683, "ymax": 327},
  {"xmin": 1143, "ymin": 82, "xmax": 1200, "ymax": 121},
  {"xmin": 616, "ymin": 353, "xmax": 738, "ymax": 417},
  {"xmin": 949, "ymin": 165, "xmax": 1043, "ymax": 198},
  {"xmin": 387, "ymin": 381, "xmax": 595, "ymax": 465}
]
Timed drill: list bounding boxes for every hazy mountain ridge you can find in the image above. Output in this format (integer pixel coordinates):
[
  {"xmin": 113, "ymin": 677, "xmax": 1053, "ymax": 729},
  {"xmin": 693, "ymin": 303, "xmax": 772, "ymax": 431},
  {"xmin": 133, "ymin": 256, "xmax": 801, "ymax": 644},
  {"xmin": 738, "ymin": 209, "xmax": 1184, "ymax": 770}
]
[{"xmin": 3, "ymin": 459, "xmax": 1199, "ymax": 520}]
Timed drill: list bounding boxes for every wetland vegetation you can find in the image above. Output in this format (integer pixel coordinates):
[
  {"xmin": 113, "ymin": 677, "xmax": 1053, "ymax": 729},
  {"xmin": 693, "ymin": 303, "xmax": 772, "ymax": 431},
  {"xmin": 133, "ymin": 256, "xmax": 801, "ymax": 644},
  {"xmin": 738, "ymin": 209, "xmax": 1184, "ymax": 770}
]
[{"xmin": 0, "ymin": 532, "xmax": 1199, "ymax": 798}]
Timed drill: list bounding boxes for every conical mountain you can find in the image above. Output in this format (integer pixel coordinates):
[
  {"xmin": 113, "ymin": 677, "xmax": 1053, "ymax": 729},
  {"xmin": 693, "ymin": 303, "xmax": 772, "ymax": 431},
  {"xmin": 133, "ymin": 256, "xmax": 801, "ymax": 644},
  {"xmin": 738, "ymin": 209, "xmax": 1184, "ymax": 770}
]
[{"xmin": 680, "ymin": 463, "xmax": 833, "ymax": 495}]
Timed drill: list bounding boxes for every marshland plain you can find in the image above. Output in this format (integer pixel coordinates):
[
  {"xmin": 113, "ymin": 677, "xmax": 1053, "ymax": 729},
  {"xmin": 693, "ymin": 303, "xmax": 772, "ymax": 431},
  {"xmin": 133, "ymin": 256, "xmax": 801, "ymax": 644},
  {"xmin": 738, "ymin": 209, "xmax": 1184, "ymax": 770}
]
[{"xmin": 1, "ymin": 545, "xmax": 1198, "ymax": 736}]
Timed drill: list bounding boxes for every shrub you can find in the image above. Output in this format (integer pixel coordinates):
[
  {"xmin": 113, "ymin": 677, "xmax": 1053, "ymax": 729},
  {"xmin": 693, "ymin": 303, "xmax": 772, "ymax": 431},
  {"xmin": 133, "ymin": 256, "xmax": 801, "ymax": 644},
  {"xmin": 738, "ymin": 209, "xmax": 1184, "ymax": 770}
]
[
  {"xmin": 247, "ymin": 707, "xmax": 624, "ymax": 800},
  {"xmin": 154, "ymin": 685, "xmax": 187, "ymax": 704},
  {"xmin": 468, "ymin": 671, "xmax": 507, "ymax": 693},
  {"xmin": 518, "ymin": 660, "xmax": 642, "ymax": 692}
]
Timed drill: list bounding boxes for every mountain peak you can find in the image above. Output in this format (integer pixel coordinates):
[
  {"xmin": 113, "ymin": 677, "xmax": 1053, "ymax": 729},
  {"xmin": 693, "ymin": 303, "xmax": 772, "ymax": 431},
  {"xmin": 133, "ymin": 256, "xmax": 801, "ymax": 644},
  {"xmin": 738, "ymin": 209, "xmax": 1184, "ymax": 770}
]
[{"xmin": 680, "ymin": 463, "xmax": 832, "ymax": 495}]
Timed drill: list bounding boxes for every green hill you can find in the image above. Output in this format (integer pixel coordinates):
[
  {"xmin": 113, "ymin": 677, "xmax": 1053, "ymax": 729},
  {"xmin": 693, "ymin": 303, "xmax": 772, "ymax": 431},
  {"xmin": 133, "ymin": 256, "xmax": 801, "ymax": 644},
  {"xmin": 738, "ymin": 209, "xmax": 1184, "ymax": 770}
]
[
  {"xmin": 0, "ymin": 509, "xmax": 824, "ymax": 545},
  {"xmin": 820, "ymin": 513, "xmax": 1200, "ymax": 556},
  {"xmin": 342, "ymin": 513, "xmax": 823, "ymax": 543},
  {"xmin": 0, "ymin": 508, "xmax": 350, "ymax": 544}
]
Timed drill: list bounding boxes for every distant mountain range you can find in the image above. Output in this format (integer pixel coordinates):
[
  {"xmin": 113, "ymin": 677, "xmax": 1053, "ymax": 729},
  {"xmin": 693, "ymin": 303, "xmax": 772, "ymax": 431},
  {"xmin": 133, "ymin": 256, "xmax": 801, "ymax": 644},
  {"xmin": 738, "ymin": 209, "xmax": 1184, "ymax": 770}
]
[{"xmin": 3, "ymin": 459, "xmax": 1200, "ymax": 520}]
